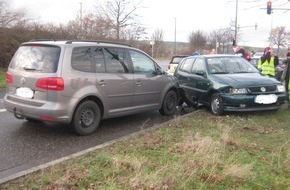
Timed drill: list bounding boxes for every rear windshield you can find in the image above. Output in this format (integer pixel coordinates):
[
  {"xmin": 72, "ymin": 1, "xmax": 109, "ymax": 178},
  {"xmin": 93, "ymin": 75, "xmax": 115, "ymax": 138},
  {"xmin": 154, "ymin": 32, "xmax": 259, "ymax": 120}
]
[
  {"xmin": 171, "ymin": 56, "xmax": 186, "ymax": 64},
  {"xmin": 10, "ymin": 44, "xmax": 61, "ymax": 73}
]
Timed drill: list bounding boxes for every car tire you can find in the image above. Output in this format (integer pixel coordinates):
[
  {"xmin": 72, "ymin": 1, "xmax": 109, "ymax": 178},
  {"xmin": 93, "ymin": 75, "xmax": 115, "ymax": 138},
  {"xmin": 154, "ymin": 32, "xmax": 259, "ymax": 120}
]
[
  {"xmin": 71, "ymin": 100, "xmax": 101, "ymax": 136},
  {"xmin": 159, "ymin": 90, "xmax": 178, "ymax": 116},
  {"xmin": 210, "ymin": 93, "xmax": 224, "ymax": 116}
]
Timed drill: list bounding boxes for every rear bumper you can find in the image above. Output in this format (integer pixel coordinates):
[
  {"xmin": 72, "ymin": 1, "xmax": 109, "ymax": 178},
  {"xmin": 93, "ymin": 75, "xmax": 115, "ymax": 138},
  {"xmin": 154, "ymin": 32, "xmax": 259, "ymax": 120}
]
[{"xmin": 3, "ymin": 94, "xmax": 71, "ymax": 123}]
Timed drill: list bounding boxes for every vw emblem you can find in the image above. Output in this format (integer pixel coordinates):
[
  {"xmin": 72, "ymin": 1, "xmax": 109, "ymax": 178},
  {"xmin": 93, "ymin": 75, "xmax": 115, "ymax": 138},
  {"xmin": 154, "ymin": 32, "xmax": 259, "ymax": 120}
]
[
  {"xmin": 20, "ymin": 77, "xmax": 25, "ymax": 85},
  {"xmin": 260, "ymin": 87, "xmax": 266, "ymax": 92}
]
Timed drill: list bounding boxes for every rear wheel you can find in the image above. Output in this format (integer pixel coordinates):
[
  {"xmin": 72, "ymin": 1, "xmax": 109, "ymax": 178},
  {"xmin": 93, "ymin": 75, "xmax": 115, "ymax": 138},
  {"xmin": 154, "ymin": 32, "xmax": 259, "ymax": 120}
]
[
  {"xmin": 210, "ymin": 94, "xmax": 224, "ymax": 116},
  {"xmin": 71, "ymin": 100, "xmax": 101, "ymax": 136},
  {"xmin": 159, "ymin": 90, "xmax": 178, "ymax": 116}
]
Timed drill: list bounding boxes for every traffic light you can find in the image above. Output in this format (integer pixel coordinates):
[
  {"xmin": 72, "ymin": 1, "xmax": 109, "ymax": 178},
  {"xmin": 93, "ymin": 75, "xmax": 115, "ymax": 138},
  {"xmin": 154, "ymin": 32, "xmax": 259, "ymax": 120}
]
[
  {"xmin": 232, "ymin": 38, "xmax": 236, "ymax": 46},
  {"xmin": 267, "ymin": 1, "xmax": 272, "ymax": 15}
]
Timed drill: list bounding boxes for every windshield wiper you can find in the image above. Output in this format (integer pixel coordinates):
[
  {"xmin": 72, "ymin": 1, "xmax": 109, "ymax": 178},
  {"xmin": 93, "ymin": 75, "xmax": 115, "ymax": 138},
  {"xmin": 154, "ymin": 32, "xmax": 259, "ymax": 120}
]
[
  {"xmin": 211, "ymin": 71, "xmax": 229, "ymax": 74},
  {"xmin": 23, "ymin": 67, "xmax": 42, "ymax": 71},
  {"xmin": 232, "ymin": 71, "xmax": 253, "ymax": 73}
]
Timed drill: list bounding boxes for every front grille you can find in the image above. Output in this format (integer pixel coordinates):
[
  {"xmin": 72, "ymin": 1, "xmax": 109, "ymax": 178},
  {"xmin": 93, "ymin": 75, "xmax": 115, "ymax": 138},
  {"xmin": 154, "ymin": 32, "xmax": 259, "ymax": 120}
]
[{"xmin": 248, "ymin": 85, "xmax": 277, "ymax": 93}]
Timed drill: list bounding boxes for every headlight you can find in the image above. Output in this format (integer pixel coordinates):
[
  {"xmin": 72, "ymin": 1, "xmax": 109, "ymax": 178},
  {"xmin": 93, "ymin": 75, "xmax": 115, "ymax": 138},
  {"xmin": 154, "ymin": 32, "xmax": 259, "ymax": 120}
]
[
  {"xmin": 277, "ymin": 85, "xmax": 285, "ymax": 92},
  {"xmin": 229, "ymin": 88, "xmax": 247, "ymax": 94}
]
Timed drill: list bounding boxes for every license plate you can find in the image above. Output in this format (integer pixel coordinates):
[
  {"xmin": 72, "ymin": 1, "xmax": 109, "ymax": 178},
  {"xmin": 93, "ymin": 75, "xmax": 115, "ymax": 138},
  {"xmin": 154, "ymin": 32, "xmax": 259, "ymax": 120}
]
[
  {"xmin": 255, "ymin": 94, "xmax": 278, "ymax": 104},
  {"xmin": 15, "ymin": 87, "xmax": 34, "ymax": 98}
]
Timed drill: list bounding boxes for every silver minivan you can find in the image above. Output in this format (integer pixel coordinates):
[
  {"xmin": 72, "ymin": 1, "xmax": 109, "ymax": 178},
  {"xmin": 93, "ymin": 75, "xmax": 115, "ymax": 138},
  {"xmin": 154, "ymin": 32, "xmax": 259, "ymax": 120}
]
[{"xmin": 4, "ymin": 40, "xmax": 179, "ymax": 135}]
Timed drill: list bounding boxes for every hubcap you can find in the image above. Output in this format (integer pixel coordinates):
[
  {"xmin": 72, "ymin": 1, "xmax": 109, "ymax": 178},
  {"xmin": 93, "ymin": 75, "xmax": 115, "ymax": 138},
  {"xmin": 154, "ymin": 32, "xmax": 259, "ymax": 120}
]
[
  {"xmin": 212, "ymin": 98, "xmax": 220, "ymax": 113},
  {"xmin": 167, "ymin": 95, "xmax": 175, "ymax": 110},
  {"xmin": 80, "ymin": 108, "xmax": 95, "ymax": 128}
]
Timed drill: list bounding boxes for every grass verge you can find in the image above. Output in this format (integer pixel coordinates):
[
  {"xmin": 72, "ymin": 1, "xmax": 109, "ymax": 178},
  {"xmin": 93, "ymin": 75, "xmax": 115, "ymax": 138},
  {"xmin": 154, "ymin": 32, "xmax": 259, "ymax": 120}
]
[
  {"xmin": 0, "ymin": 104, "xmax": 289, "ymax": 189},
  {"xmin": 0, "ymin": 69, "xmax": 6, "ymax": 89}
]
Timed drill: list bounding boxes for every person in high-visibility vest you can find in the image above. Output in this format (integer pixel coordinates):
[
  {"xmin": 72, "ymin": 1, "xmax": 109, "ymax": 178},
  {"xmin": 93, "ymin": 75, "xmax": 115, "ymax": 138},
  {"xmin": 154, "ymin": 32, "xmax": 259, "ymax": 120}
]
[
  {"xmin": 257, "ymin": 47, "xmax": 279, "ymax": 77},
  {"xmin": 281, "ymin": 48, "xmax": 290, "ymax": 106}
]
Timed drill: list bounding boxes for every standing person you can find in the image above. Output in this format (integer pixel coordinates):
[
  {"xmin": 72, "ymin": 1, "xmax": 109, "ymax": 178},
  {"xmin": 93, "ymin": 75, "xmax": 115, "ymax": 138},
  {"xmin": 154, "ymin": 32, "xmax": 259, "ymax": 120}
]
[
  {"xmin": 236, "ymin": 48, "xmax": 251, "ymax": 61},
  {"xmin": 192, "ymin": 51, "xmax": 200, "ymax": 56},
  {"xmin": 210, "ymin": 48, "xmax": 216, "ymax": 54},
  {"xmin": 281, "ymin": 48, "xmax": 290, "ymax": 105},
  {"xmin": 257, "ymin": 47, "xmax": 279, "ymax": 77}
]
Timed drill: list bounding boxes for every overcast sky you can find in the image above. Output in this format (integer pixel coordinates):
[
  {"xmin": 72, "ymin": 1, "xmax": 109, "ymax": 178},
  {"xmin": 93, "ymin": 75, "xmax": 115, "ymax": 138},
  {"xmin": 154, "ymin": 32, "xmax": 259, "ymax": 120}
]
[{"xmin": 11, "ymin": 0, "xmax": 290, "ymax": 48}]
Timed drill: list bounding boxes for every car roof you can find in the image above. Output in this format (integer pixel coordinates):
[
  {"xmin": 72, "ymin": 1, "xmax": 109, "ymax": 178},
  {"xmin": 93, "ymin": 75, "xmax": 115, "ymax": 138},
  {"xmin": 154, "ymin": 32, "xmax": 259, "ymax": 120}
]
[
  {"xmin": 185, "ymin": 54, "xmax": 242, "ymax": 59},
  {"xmin": 22, "ymin": 39, "xmax": 132, "ymax": 48}
]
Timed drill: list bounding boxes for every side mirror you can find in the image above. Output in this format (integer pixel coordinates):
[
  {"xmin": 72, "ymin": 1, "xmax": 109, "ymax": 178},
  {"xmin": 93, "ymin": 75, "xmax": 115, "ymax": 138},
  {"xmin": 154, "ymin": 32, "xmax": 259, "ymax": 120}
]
[
  {"xmin": 156, "ymin": 67, "xmax": 165, "ymax": 75},
  {"xmin": 196, "ymin": 70, "xmax": 207, "ymax": 78}
]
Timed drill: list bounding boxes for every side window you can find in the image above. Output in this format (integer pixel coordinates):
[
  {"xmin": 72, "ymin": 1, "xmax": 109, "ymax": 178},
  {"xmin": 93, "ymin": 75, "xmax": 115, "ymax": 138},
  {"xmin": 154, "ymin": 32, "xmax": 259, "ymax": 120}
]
[
  {"xmin": 180, "ymin": 58, "xmax": 194, "ymax": 73},
  {"xmin": 103, "ymin": 47, "xmax": 129, "ymax": 73},
  {"xmin": 71, "ymin": 47, "xmax": 94, "ymax": 73},
  {"xmin": 129, "ymin": 50, "xmax": 155, "ymax": 74},
  {"xmin": 191, "ymin": 58, "xmax": 205, "ymax": 74},
  {"xmin": 93, "ymin": 47, "xmax": 106, "ymax": 73}
]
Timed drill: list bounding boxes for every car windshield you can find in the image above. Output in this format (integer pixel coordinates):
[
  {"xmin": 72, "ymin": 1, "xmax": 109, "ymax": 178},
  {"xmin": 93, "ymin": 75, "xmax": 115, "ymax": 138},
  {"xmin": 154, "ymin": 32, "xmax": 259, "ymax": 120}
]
[{"xmin": 207, "ymin": 56, "xmax": 259, "ymax": 74}]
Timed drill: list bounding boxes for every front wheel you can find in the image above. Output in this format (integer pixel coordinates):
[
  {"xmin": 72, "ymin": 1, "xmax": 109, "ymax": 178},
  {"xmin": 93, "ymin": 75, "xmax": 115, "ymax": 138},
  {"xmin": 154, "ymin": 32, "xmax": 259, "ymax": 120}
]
[
  {"xmin": 71, "ymin": 100, "xmax": 101, "ymax": 136},
  {"xmin": 159, "ymin": 90, "xmax": 178, "ymax": 116},
  {"xmin": 210, "ymin": 94, "xmax": 224, "ymax": 116}
]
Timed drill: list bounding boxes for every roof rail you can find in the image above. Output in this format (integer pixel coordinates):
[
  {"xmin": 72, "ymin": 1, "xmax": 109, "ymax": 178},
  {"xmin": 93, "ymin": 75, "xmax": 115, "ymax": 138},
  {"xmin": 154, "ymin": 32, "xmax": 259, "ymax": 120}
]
[
  {"xmin": 29, "ymin": 39, "xmax": 65, "ymax": 42},
  {"xmin": 28, "ymin": 39, "xmax": 132, "ymax": 47},
  {"xmin": 65, "ymin": 40, "xmax": 131, "ymax": 47}
]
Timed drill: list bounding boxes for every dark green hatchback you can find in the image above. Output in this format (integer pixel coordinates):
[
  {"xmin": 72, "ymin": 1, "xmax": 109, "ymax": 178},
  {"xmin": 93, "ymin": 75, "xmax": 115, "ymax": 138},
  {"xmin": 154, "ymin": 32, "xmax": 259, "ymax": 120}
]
[{"xmin": 174, "ymin": 54, "xmax": 287, "ymax": 115}]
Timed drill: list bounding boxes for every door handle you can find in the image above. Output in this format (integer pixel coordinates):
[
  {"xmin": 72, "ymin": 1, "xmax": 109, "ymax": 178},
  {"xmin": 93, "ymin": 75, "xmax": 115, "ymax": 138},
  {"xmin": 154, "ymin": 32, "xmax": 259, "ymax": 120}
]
[
  {"xmin": 136, "ymin": 81, "xmax": 141, "ymax": 86},
  {"xmin": 97, "ymin": 80, "xmax": 106, "ymax": 86}
]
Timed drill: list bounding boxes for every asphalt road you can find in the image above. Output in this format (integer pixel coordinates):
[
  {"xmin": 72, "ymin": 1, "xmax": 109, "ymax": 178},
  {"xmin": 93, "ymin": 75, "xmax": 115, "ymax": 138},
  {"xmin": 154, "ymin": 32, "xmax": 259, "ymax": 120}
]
[{"xmin": 0, "ymin": 61, "xmax": 190, "ymax": 184}]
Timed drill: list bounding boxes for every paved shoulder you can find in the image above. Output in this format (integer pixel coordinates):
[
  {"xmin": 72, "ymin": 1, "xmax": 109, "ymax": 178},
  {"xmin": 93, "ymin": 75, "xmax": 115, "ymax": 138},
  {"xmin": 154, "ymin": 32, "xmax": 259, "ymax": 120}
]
[{"xmin": 0, "ymin": 88, "xmax": 5, "ymax": 99}]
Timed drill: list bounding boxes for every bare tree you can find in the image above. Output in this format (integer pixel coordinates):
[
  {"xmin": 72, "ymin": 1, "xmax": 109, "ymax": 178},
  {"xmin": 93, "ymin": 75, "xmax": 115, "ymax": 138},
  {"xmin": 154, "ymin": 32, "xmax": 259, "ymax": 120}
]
[
  {"xmin": 269, "ymin": 26, "xmax": 289, "ymax": 55},
  {"xmin": 75, "ymin": 13, "xmax": 115, "ymax": 40},
  {"xmin": 0, "ymin": 0, "xmax": 28, "ymax": 27},
  {"xmin": 0, "ymin": 0, "xmax": 30, "ymax": 68},
  {"xmin": 188, "ymin": 30, "xmax": 207, "ymax": 53},
  {"xmin": 208, "ymin": 28, "xmax": 233, "ymax": 54},
  {"xmin": 96, "ymin": 0, "xmax": 144, "ymax": 41},
  {"xmin": 151, "ymin": 28, "xmax": 164, "ymax": 57}
]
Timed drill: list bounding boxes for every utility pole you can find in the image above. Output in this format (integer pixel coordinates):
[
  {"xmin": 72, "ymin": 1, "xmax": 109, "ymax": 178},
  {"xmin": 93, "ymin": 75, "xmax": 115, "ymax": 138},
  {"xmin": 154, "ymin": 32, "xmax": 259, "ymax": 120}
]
[
  {"xmin": 174, "ymin": 17, "xmax": 177, "ymax": 55},
  {"xmin": 79, "ymin": 2, "xmax": 83, "ymax": 36},
  {"xmin": 234, "ymin": 0, "xmax": 238, "ymax": 44}
]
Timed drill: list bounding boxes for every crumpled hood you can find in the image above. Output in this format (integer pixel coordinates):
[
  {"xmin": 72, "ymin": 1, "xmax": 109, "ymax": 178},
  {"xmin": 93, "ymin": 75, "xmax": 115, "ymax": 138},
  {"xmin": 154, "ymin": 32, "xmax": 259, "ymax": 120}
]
[{"xmin": 210, "ymin": 73, "xmax": 280, "ymax": 88}]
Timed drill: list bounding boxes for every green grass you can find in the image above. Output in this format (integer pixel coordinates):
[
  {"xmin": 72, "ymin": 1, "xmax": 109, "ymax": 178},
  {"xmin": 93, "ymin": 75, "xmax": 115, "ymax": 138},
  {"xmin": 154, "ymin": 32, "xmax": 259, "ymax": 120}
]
[
  {"xmin": 1, "ymin": 105, "xmax": 290, "ymax": 190},
  {"xmin": 0, "ymin": 69, "xmax": 6, "ymax": 89}
]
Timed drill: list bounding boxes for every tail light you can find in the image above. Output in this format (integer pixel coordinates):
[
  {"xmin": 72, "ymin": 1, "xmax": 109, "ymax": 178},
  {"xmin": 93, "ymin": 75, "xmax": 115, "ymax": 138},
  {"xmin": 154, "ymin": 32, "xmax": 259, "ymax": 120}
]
[
  {"xmin": 39, "ymin": 115, "xmax": 55, "ymax": 121},
  {"xmin": 6, "ymin": 72, "xmax": 13, "ymax": 83},
  {"xmin": 168, "ymin": 64, "xmax": 170, "ymax": 70},
  {"xmin": 36, "ymin": 77, "xmax": 64, "ymax": 91}
]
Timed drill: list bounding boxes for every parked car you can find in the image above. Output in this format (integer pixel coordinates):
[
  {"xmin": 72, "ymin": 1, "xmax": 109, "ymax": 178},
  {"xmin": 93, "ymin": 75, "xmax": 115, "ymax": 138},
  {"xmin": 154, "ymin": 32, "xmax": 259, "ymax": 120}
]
[
  {"xmin": 253, "ymin": 52, "xmax": 263, "ymax": 58},
  {"xmin": 174, "ymin": 54, "xmax": 286, "ymax": 115},
  {"xmin": 4, "ymin": 39, "xmax": 179, "ymax": 135},
  {"xmin": 167, "ymin": 55, "xmax": 189, "ymax": 75},
  {"xmin": 249, "ymin": 57, "xmax": 259, "ymax": 67}
]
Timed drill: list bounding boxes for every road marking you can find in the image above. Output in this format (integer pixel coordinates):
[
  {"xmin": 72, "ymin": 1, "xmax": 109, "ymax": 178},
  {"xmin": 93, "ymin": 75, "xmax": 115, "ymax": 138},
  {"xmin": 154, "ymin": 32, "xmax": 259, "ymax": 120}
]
[
  {"xmin": 0, "ymin": 98, "xmax": 6, "ymax": 112},
  {"xmin": 0, "ymin": 109, "xmax": 6, "ymax": 113}
]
